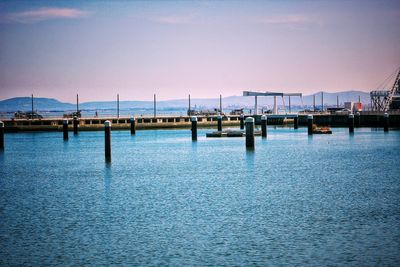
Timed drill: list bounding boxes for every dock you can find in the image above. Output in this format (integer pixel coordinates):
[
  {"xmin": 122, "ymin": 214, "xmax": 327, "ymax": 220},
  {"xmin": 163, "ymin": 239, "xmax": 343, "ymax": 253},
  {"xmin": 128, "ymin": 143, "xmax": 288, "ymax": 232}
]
[{"xmin": 1, "ymin": 113, "xmax": 399, "ymax": 132}]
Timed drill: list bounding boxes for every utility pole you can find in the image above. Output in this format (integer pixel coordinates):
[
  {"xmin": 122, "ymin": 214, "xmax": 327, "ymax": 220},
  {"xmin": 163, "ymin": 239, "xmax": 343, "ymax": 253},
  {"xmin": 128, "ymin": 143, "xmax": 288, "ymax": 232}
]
[
  {"xmin": 76, "ymin": 94, "xmax": 79, "ymax": 113},
  {"xmin": 31, "ymin": 94, "xmax": 34, "ymax": 119},
  {"xmin": 117, "ymin": 94, "xmax": 119, "ymax": 118},
  {"xmin": 337, "ymin": 95, "xmax": 339, "ymax": 108},
  {"xmin": 219, "ymin": 94, "xmax": 222, "ymax": 114},
  {"xmin": 313, "ymin": 94, "xmax": 316, "ymax": 112},
  {"xmin": 188, "ymin": 94, "xmax": 191, "ymax": 115},
  {"xmin": 154, "ymin": 93, "xmax": 156, "ymax": 118},
  {"xmin": 255, "ymin": 96, "xmax": 258, "ymax": 115},
  {"xmin": 321, "ymin": 91, "xmax": 324, "ymax": 111}
]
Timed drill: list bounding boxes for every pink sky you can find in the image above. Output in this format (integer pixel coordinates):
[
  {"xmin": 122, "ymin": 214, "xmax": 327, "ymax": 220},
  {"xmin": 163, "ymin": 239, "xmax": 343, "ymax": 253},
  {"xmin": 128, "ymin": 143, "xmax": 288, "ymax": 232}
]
[{"xmin": 0, "ymin": 1, "xmax": 399, "ymax": 102}]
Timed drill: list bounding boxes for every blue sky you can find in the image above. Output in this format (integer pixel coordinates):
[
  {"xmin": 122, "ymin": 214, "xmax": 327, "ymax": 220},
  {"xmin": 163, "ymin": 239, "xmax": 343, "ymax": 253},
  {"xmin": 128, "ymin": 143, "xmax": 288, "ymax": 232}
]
[{"xmin": 0, "ymin": 0, "xmax": 399, "ymax": 102}]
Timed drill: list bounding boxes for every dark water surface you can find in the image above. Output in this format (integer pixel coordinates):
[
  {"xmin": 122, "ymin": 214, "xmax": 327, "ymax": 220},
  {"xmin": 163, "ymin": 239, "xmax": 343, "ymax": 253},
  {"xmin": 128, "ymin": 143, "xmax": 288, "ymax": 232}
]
[{"xmin": 1, "ymin": 127, "xmax": 399, "ymax": 266}]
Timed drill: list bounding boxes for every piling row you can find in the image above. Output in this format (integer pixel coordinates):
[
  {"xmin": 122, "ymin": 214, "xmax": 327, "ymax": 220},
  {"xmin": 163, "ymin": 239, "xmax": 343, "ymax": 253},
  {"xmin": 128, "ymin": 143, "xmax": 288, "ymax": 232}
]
[
  {"xmin": 63, "ymin": 119, "xmax": 68, "ymax": 140},
  {"xmin": 308, "ymin": 115, "xmax": 313, "ymax": 135},
  {"xmin": 105, "ymin": 121, "xmax": 111, "ymax": 162},
  {"xmin": 348, "ymin": 114, "xmax": 354, "ymax": 134},
  {"xmin": 217, "ymin": 115, "xmax": 222, "ymax": 132},
  {"xmin": 294, "ymin": 115, "xmax": 299, "ymax": 130},
  {"xmin": 355, "ymin": 112, "xmax": 361, "ymax": 127},
  {"xmin": 240, "ymin": 114, "xmax": 244, "ymax": 130},
  {"xmin": 0, "ymin": 112, "xmax": 393, "ymax": 160},
  {"xmin": 191, "ymin": 116, "xmax": 197, "ymax": 141},
  {"xmin": 130, "ymin": 117, "xmax": 136, "ymax": 135},
  {"xmin": 384, "ymin": 113, "xmax": 389, "ymax": 132},
  {"xmin": 73, "ymin": 116, "xmax": 79, "ymax": 135},
  {"xmin": 245, "ymin": 117, "xmax": 255, "ymax": 148},
  {"xmin": 261, "ymin": 115, "xmax": 267, "ymax": 138}
]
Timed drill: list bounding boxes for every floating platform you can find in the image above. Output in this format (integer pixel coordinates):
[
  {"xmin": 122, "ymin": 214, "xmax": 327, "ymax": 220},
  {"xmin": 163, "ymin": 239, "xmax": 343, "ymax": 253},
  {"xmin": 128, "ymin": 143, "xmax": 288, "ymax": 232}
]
[
  {"xmin": 206, "ymin": 129, "xmax": 262, "ymax": 137},
  {"xmin": 313, "ymin": 127, "xmax": 332, "ymax": 134}
]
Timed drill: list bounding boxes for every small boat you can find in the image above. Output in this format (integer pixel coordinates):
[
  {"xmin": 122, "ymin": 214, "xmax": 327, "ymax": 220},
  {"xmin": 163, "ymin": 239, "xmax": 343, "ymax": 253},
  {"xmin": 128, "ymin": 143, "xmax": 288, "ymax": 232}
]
[{"xmin": 312, "ymin": 125, "xmax": 332, "ymax": 134}]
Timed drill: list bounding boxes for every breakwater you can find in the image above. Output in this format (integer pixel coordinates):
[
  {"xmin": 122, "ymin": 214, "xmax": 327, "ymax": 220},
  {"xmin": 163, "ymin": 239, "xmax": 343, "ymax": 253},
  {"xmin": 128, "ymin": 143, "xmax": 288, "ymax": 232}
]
[{"xmin": 1, "ymin": 114, "xmax": 399, "ymax": 132}]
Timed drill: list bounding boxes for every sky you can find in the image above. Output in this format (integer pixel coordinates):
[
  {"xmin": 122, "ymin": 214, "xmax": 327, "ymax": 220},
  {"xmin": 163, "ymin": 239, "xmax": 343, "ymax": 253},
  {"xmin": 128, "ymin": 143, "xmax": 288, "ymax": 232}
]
[{"xmin": 0, "ymin": 0, "xmax": 399, "ymax": 102}]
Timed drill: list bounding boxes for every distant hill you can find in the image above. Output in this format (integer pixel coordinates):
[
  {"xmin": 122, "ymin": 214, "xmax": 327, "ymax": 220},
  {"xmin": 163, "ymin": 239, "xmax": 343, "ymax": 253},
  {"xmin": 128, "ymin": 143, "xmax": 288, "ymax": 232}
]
[
  {"xmin": 0, "ymin": 91, "xmax": 370, "ymax": 112},
  {"xmin": 0, "ymin": 97, "xmax": 75, "ymax": 112}
]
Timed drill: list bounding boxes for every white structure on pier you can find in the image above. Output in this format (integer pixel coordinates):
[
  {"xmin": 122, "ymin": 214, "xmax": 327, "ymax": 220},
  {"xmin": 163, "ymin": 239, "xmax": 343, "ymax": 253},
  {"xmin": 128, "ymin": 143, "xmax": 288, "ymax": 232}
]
[{"xmin": 243, "ymin": 91, "xmax": 303, "ymax": 115}]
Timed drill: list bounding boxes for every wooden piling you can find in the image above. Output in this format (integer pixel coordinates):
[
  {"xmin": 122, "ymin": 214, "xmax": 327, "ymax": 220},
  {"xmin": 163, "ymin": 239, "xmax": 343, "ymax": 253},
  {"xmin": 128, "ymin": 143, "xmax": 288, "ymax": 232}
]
[
  {"xmin": 245, "ymin": 117, "xmax": 255, "ymax": 148},
  {"xmin": 261, "ymin": 115, "xmax": 267, "ymax": 138},
  {"xmin": 308, "ymin": 115, "xmax": 313, "ymax": 135},
  {"xmin": 348, "ymin": 114, "xmax": 354, "ymax": 134},
  {"xmin": 217, "ymin": 115, "xmax": 222, "ymax": 131},
  {"xmin": 355, "ymin": 112, "xmax": 361, "ymax": 127},
  {"xmin": 294, "ymin": 115, "xmax": 299, "ymax": 129},
  {"xmin": 63, "ymin": 119, "xmax": 68, "ymax": 140},
  {"xmin": 73, "ymin": 116, "xmax": 78, "ymax": 135},
  {"xmin": 191, "ymin": 116, "xmax": 197, "ymax": 141},
  {"xmin": 105, "ymin": 121, "xmax": 111, "ymax": 162},
  {"xmin": 384, "ymin": 113, "xmax": 389, "ymax": 132},
  {"xmin": 240, "ymin": 114, "xmax": 244, "ymax": 130},
  {"xmin": 130, "ymin": 117, "xmax": 136, "ymax": 135},
  {"xmin": 0, "ymin": 121, "xmax": 4, "ymax": 150}
]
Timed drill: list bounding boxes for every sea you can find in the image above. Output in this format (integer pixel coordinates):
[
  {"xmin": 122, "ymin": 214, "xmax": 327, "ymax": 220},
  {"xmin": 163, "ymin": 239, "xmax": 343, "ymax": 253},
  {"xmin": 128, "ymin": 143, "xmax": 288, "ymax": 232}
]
[{"xmin": 0, "ymin": 127, "xmax": 399, "ymax": 265}]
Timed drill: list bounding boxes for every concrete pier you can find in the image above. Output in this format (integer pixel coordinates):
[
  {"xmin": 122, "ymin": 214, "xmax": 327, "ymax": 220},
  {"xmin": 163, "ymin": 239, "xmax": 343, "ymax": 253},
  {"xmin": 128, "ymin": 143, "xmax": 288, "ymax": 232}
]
[
  {"xmin": 261, "ymin": 115, "xmax": 267, "ymax": 138},
  {"xmin": 1, "ymin": 113, "xmax": 399, "ymax": 132},
  {"xmin": 348, "ymin": 114, "xmax": 354, "ymax": 134},
  {"xmin": 384, "ymin": 113, "xmax": 389, "ymax": 132},
  {"xmin": 308, "ymin": 115, "xmax": 313, "ymax": 135},
  {"xmin": 245, "ymin": 117, "xmax": 255, "ymax": 148},
  {"xmin": 73, "ymin": 116, "xmax": 78, "ymax": 135},
  {"xmin": 0, "ymin": 121, "xmax": 4, "ymax": 150},
  {"xmin": 240, "ymin": 114, "xmax": 244, "ymax": 130},
  {"xmin": 217, "ymin": 115, "xmax": 222, "ymax": 131},
  {"xmin": 191, "ymin": 116, "xmax": 197, "ymax": 141},
  {"xmin": 105, "ymin": 121, "xmax": 111, "ymax": 162},
  {"xmin": 130, "ymin": 117, "xmax": 136, "ymax": 135},
  {"xmin": 63, "ymin": 119, "xmax": 68, "ymax": 140},
  {"xmin": 294, "ymin": 115, "xmax": 299, "ymax": 129}
]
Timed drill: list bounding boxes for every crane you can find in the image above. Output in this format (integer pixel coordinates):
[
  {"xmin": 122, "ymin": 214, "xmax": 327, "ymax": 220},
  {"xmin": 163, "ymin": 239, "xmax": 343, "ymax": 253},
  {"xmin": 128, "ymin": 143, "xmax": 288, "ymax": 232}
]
[
  {"xmin": 383, "ymin": 69, "xmax": 400, "ymax": 111},
  {"xmin": 370, "ymin": 67, "xmax": 400, "ymax": 111}
]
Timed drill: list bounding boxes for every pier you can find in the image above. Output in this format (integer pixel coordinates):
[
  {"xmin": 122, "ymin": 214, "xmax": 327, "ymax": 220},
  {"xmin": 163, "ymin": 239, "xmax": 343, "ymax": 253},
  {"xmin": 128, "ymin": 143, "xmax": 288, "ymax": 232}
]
[{"xmin": 1, "ymin": 113, "xmax": 399, "ymax": 132}]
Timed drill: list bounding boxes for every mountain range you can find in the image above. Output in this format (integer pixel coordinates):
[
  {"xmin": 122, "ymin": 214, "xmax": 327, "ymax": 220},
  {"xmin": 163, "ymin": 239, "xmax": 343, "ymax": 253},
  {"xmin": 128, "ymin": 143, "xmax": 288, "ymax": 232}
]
[{"xmin": 0, "ymin": 91, "xmax": 370, "ymax": 112}]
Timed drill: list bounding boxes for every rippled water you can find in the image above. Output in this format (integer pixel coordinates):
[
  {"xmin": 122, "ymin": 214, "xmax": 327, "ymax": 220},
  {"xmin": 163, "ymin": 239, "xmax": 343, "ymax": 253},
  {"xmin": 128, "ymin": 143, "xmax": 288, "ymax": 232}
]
[{"xmin": 0, "ymin": 127, "xmax": 399, "ymax": 266}]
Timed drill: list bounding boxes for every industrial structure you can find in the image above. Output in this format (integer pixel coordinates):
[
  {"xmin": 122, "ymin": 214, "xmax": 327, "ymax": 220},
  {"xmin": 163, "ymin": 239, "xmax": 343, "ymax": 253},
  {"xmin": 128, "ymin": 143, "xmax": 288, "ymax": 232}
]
[
  {"xmin": 243, "ymin": 91, "xmax": 303, "ymax": 114},
  {"xmin": 370, "ymin": 68, "xmax": 400, "ymax": 111}
]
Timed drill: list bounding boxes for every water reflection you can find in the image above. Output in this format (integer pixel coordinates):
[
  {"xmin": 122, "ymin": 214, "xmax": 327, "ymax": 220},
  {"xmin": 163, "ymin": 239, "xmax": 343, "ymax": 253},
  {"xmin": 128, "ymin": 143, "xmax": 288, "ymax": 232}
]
[
  {"xmin": 307, "ymin": 134, "xmax": 313, "ymax": 144},
  {"xmin": 102, "ymin": 162, "xmax": 113, "ymax": 263},
  {"xmin": 191, "ymin": 140, "xmax": 198, "ymax": 151},
  {"xmin": 62, "ymin": 138, "xmax": 69, "ymax": 152},
  {"xmin": 104, "ymin": 161, "xmax": 112, "ymax": 193},
  {"xmin": 0, "ymin": 150, "xmax": 4, "ymax": 164},
  {"xmin": 245, "ymin": 148, "xmax": 255, "ymax": 168}
]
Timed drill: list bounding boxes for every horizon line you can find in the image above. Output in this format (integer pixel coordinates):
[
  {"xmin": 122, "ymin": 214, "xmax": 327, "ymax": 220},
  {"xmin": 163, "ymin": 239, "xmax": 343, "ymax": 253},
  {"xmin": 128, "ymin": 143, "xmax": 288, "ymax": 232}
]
[{"xmin": 0, "ymin": 89, "xmax": 372, "ymax": 103}]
